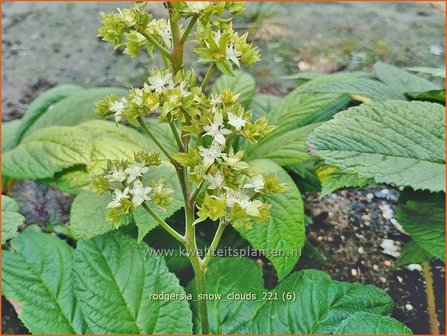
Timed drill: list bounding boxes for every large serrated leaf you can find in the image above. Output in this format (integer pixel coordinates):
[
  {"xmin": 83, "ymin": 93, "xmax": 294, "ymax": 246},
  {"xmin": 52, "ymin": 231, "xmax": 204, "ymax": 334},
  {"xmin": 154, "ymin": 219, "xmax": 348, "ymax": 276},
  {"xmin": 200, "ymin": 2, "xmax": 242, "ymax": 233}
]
[
  {"xmin": 397, "ymin": 191, "xmax": 445, "ymax": 262},
  {"xmin": 396, "ymin": 240, "xmax": 432, "ymax": 267},
  {"xmin": 2, "ymin": 119, "xmax": 22, "ymax": 152},
  {"xmin": 22, "ymin": 87, "xmax": 127, "ymax": 138},
  {"xmin": 210, "ymin": 71, "xmax": 256, "ymax": 107},
  {"xmin": 74, "ymin": 232, "xmax": 193, "ymax": 334},
  {"xmin": 190, "ymin": 258, "xmax": 406, "ymax": 334},
  {"xmin": 1, "ymin": 195, "xmax": 24, "ymax": 243},
  {"xmin": 237, "ymin": 159, "xmax": 304, "ymax": 280},
  {"xmin": 249, "ymin": 94, "xmax": 282, "ymax": 120},
  {"xmin": 334, "ymin": 312, "xmax": 412, "ymax": 334},
  {"xmin": 2, "ymin": 228, "xmax": 87, "ymax": 334},
  {"xmin": 16, "ymin": 84, "xmax": 84, "ymax": 142},
  {"xmin": 308, "ymin": 100, "xmax": 445, "ymax": 192},
  {"xmin": 374, "ymin": 62, "xmax": 439, "ymax": 95}
]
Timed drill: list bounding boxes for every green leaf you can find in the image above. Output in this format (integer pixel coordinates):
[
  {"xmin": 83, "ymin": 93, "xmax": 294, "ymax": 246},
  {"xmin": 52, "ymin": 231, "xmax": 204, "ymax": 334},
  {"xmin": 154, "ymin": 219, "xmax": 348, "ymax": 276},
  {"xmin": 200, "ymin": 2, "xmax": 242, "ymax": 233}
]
[
  {"xmin": 249, "ymin": 94, "xmax": 282, "ymax": 120},
  {"xmin": 267, "ymin": 91, "xmax": 350, "ymax": 130},
  {"xmin": 3, "ymin": 126, "xmax": 92, "ymax": 180},
  {"xmin": 316, "ymin": 164, "xmax": 374, "ymax": 197},
  {"xmin": 406, "ymin": 67, "xmax": 445, "ymax": 78},
  {"xmin": 69, "ymin": 191, "xmax": 115, "ymax": 240},
  {"xmin": 406, "ymin": 89, "xmax": 445, "ymax": 104},
  {"xmin": 74, "ymin": 232, "xmax": 193, "ymax": 334},
  {"xmin": 308, "ymin": 100, "xmax": 446, "ymax": 192},
  {"xmin": 211, "ymin": 71, "xmax": 256, "ymax": 107},
  {"xmin": 237, "ymin": 159, "xmax": 305, "ymax": 280},
  {"xmin": 16, "ymin": 85, "xmax": 84, "ymax": 142},
  {"xmin": 334, "ymin": 312, "xmax": 412, "ymax": 334},
  {"xmin": 245, "ymin": 123, "xmax": 319, "ymax": 166},
  {"xmin": 133, "ymin": 164, "xmax": 184, "ymax": 242},
  {"xmin": 374, "ymin": 62, "xmax": 439, "ymax": 95},
  {"xmin": 2, "ymin": 119, "xmax": 22, "ymax": 152},
  {"xmin": 188, "ymin": 258, "xmax": 264, "ymax": 334},
  {"xmin": 397, "ymin": 191, "xmax": 445, "ymax": 262},
  {"xmin": 286, "ymin": 159, "xmax": 321, "ymax": 193},
  {"xmin": 396, "ymin": 240, "xmax": 432, "ymax": 267},
  {"xmin": 2, "ymin": 228, "xmax": 86, "ymax": 334},
  {"xmin": 22, "ymin": 87, "xmax": 127, "ymax": 138},
  {"xmin": 191, "ymin": 258, "xmax": 404, "ymax": 334},
  {"xmin": 1, "ymin": 195, "xmax": 24, "ymax": 243}
]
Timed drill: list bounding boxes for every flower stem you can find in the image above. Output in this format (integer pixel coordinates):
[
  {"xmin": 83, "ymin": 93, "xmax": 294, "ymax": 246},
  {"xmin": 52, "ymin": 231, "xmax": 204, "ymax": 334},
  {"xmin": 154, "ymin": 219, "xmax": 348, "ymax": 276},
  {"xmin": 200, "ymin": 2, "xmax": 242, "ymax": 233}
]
[
  {"xmin": 142, "ymin": 203, "xmax": 184, "ymax": 244},
  {"xmin": 167, "ymin": 3, "xmax": 183, "ymax": 73},
  {"xmin": 201, "ymin": 63, "xmax": 216, "ymax": 91},
  {"xmin": 202, "ymin": 221, "xmax": 227, "ymax": 269},
  {"xmin": 137, "ymin": 117, "xmax": 175, "ymax": 164},
  {"xmin": 141, "ymin": 32, "xmax": 171, "ymax": 59},
  {"xmin": 188, "ymin": 163, "xmax": 213, "ymax": 206},
  {"xmin": 422, "ymin": 261, "xmax": 439, "ymax": 334},
  {"xmin": 180, "ymin": 16, "xmax": 198, "ymax": 44},
  {"xmin": 168, "ymin": 120, "xmax": 185, "ymax": 152}
]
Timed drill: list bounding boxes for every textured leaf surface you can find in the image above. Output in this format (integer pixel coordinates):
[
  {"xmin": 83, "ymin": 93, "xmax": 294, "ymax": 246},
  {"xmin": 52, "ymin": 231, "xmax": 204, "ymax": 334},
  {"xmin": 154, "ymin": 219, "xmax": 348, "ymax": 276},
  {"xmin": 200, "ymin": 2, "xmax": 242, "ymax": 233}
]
[
  {"xmin": 249, "ymin": 94, "xmax": 282, "ymax": 120},
  {"xmin": 374, "ymin": 62, "xmax": 439, "ymax": 95},
  {"xmin": 334, "ymin": 312, "xmax": 412, "ymax": 334},
  {"xmin": 238, "ymin": 160, "xmax": 304, "ymax": 280},
  {"xmin": 211, "ymin": 71, "xmax": 256, "ymax": 107},
  {"xmin": 192, "ymin": 258, "xmax": 401, "ymax": 334},
  {"xmin": 74, "ymin": 232, "xmax": 192, "ymax": 334},
  {"xmin": 2, "ymin": 228, "xmax": 86, "ymax": 334},
  {"xmin": 308, "ymin": 100, "xmax": 445, "ymax": 192},
  {"xmin": 69, "ymin": 191, "xmax": 115, "ymax": 240},
  {"xmin": 133, "ymin": 163, "xmax": 183, "ymax": 242},
  {"xmin": 2, "ymin": 119, "xmax": 22, "ymax": 152},
  {"xmin": 22, "ymin": 87, "xmax": 127, "ymax": 138},
  {"xmin": 17, "ymin": 85, "xmax": 84, "ymax": 142},
  {"xmin": 397, "ymin": 192, "xmax": 445, "ymax": 262},
  {"xmin": 406, "ymin": 67, "xmax": 445, "ymax": 78},
  {"xmin": 316, "ymin": 165, "xmax": 374, "ymax": 197},
  {"xmin": 1, "ymin": 195, "xmax": 24, "ymax": 243},
  {"xmin": 3, "ymin": 126, "xmax": 92, "ymax": 180},
  {"xmin": 406, "ymin": 89, "xmax": 445, "ymax": 104}
]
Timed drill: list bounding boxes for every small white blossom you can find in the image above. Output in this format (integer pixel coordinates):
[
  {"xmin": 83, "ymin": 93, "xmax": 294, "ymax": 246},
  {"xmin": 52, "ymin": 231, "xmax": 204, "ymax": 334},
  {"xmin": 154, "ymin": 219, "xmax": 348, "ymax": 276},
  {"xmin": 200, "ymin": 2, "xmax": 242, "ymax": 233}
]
[
  {"xmin": 130, "ymin": 180, "xmax": 152, "ymax": 207},
  {"xmin": 106, "ymin": 168, "xmax": 127, "ymax": 183},
  {"xmin": 107, "ymin": 187, "xmax": 130, "ymax": 209},
  {"xmin": 203, "ymin": 113, "xmax": 231, "ymax": 145},
  {"xmin": 198, "ymin": 142, "xmax": 226, "ymax": 166},
  {"xmin": 186, "ymin": 1, "xmax": 212, "ymax": 13},
  {"xmin": 225, "ymin": 188, "xmax": 247, "ymax": 208},
  {"xmin": 147, "ymin": 71, "xmax": 174, "ymax": 93},
  {"xmin": 244, "ymin": 174, "xmax": 265, "ymax": 193},
  {"xmin": 109, "ymin": 98, "xmax": 127, "ymax": 123},
  {"xmin": 238, "ymin": 198, "xmax": 263, "ymax": 217},
  {"xmin": 131, "ymin": 88, "xmax": 144, "ymax": 106},
  {"xmin": 226, "ymin": 43, "xmax": 242, "ymax": 66},
  {"xmin": 210, "ymin": 94, "xmax": 222, "ymax": 108},
  {"xmin": 206, "ymin": 171, "xmax": 224, "ymax": 190},
  {"xmin": 125, "ymin": 162, "xmax": 149, "ymax": 183},
  {"xmin": 227, "ymin": 112, "xmax": 246, "ymax": 131}
]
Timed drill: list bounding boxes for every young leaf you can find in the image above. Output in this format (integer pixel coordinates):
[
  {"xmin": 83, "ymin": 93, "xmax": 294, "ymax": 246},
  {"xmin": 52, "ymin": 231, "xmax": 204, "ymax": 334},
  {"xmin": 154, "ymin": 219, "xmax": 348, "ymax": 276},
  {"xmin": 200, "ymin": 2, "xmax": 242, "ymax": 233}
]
[
  {"xmin": 2, "ymin": 228, "xmax": 87, "ymax": 334},
  {"xmin": 374, "ymin": 62, "xmax": 439, "ymax": 95},
  {"xmin": 74, "ymin": 232, "xmax": 193, "ymax": 334},
  {"xmin": 308, "ymin": 100, "xmax": 445, "ymax": 192},
  {"xmin": 16, "ymin": 84, "xmax": 84, "ymax": 142},
  {"xmin": 397, "ymin": 191, "xmax": 445, "ymax": 262},
  {"xmin": 211, "ymin": 71, "xmax": 256, "ymax": 107},
  {"xmin": 237, "ymin": 159, "xmax": 305, "ymax": 280},
  {"xmin": 22, "ymin": 87, "xmax": 127, "ymax": 139},
  {"xmin": 334, "ymin": 312, "xmax": 412, "ymax": 334},
  {"xmin": 1, "ymin": 195, "xmax": 24, "ymax": 243}
]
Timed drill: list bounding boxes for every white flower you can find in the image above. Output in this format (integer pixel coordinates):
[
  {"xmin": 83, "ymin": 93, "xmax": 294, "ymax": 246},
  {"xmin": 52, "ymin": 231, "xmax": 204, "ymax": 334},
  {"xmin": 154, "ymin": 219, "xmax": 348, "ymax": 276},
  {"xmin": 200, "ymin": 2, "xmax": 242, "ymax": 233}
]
[
  {"xmin": 186, "ymin": 1, "xmax": 212, "ymax": 13},
  {"xmin": 131, "ymin": 88, "xmax": 144, "ymax": 106},
  {"xmin": 239, "ymin": 198, "xmax": 263, "ymax": 217},
  {"xmin": 105, "ymin": 168, "xmax": 127, "ymax": 183},
  {"xmin": 147, "ymin": 71, "xmax": 174, "ymax": 93},
  {"xmin": 107, "ymin": 187, "xmax": 130, "ymax": 209},
  {"xmin": 125, "ymin": 162, "xmax": 149, "ymax": 183},
  {"xmin": 203, "ymin": 113, "xmax": 231, "ymax": 145},
  {"xmin": 198, "ymin": 142, "xmax": 226, "ymax": 166},
  {"xmin": 130, "ymin": 180, "xmax": 152, "ymax": 207},
  {"xmin": 206, "ymin": 171, "xmax": 224, "ymax": 190},
  {"xmin": 109, "ymin": 97, "xmax": 127, "ymax": 123},
  {"xmin": 225, "ymin": 188, "xmax": 246, "ymax": 207},
  {"xmin": 227, "ymin": 112, "xmax": 246, "ymax": 131},
  {"xmin": 244, "ymin": 174, "xmax": 265, "ymax": 193},
  {"xmin": 226, "ymin": 43, "xmax": 242, "ymax": 66},
  {"xmin": 210, "ymin": 94, "xmax": 222, "ymax": 108}
]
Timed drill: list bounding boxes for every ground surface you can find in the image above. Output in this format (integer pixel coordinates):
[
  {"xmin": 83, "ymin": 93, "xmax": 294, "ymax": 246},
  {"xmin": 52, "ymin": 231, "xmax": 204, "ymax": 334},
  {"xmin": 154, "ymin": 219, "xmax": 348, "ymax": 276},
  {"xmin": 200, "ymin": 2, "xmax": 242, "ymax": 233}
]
[{"xmin": 1, "ymin": 2, "xmax": 445, "ymax": 335}]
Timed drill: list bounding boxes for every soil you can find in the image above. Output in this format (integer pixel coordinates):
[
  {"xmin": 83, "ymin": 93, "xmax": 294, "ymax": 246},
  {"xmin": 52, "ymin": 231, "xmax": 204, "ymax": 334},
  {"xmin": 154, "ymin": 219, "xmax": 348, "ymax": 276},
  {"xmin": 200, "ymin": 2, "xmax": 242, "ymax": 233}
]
[{"xmin": 1, "ymin": 2, "xmax": 445, "ymax": 335}]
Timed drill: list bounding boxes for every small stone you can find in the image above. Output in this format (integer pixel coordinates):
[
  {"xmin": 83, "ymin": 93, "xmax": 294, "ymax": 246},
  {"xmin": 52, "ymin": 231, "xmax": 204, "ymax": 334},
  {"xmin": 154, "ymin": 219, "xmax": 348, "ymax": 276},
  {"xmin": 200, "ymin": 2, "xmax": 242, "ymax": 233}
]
[
  {"xmin": 405, "ymin": 304, "xmax": 414, "ymax": 311},
  {"xmin": 297, "ymin": 60, "xmax": 311, "ymax": 71},
  {"xmin": 317, "ymin": 236, "xmax": 323, "ymax": 241},
  {"xmin": 384, "ymin": 260, "xmax": 392, "ymax": 267},
  {"xmin": 380, "ymin": 239, "xmax": 400, "ymax": 258},
  {"xmin": 380, "ymin": 276, "xmax": 387, "ymax": 283},
  {"xmin": 406, "ymin": 264, "xmax": 422, "ymax": 272},
  {"xmin": 358, "ymin": 247, "xmax": 365, "ymax": 254},
  {"xmin": 351, "ymin": 269, "xmax": 358, "ymax": 276},
  {"xmin": 373, "ymin": 264, "xmax": 379, "ymax": 271},
  {"xmin": 366, "ymin": 193, "xmax": 374, "ymax": 201},
  {"xmin": 397, "ymin": 276, "xmax": 404, "ymax": 283}
]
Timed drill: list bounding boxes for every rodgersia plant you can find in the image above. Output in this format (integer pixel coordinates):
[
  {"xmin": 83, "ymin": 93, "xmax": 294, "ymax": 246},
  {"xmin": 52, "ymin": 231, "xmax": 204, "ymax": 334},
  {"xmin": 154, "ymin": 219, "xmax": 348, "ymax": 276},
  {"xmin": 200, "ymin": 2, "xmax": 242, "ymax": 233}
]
[{"xmin": 93, "ymin": 2, "xmax": 283, "ymax": 333}]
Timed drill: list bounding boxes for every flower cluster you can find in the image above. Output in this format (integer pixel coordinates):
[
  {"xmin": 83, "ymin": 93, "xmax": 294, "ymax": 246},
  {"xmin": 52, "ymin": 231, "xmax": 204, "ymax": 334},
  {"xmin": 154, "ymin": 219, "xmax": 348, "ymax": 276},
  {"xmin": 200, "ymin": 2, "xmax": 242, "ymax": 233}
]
[{"xmin": 91, "ymin": 151, "xmax": 173, "ymax": 226}]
